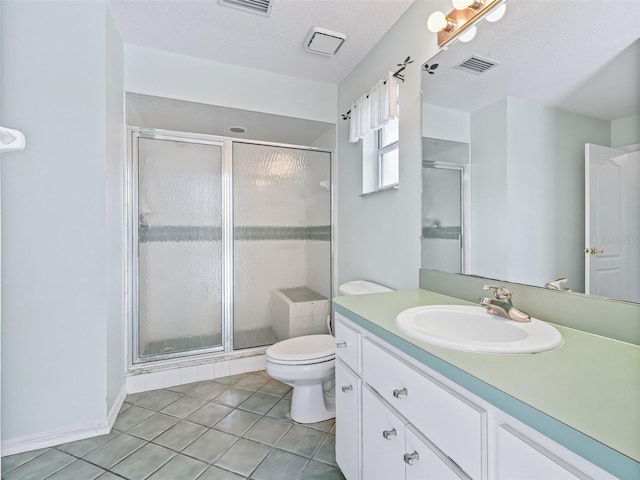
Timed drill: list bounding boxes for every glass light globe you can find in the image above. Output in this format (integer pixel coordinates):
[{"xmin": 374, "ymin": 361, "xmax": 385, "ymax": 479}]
[
  {"xmin": 427, "ymin": 11, "xmax": 447, "ymax": 32},
  {"xmin": 459, "ymin": 26, "xmax": 477, "ymax": 42},
  {"xmin": 486, "ymin": 4, "xmax": 506, "ymax": 22},
  {"xmin": 452, "ymin": 0, "xmax": 473, "ymax": 10}
]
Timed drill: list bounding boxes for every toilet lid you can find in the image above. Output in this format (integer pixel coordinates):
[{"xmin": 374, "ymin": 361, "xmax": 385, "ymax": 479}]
[{"xmin": 266, "ymin": 334, "xmax": 336, "ymax": 362}]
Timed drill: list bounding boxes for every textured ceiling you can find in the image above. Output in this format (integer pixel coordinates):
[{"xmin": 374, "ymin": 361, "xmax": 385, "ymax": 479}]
[
  {"xmin": 421, "ymin": 0, "xmax": 640, "ymax": 120},
  {"xmin": 107, "ymin": 0, "xmax": 415, "ymax": 84}
]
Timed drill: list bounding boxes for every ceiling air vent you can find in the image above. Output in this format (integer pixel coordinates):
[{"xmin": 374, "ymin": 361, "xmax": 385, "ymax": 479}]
[
  {"xmin": 454, "ymin": 55, "xmax": 500, "ymax": 75},
  {"xmin": 218, "ymin": 0, "xmax": 273, "ymax": 16},
  {"xmin": 304, "ymin": 27, "xmax": 347, "ymax": 56}
]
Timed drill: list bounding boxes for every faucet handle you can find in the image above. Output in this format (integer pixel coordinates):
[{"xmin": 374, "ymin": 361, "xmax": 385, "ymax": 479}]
[
  {"xmin": 545, "ymin": 277, "xmax": 568, "ymax": 290},
  {"xmin": 483, "ymin": 285, "xmax": 512, "ymax": 301}
]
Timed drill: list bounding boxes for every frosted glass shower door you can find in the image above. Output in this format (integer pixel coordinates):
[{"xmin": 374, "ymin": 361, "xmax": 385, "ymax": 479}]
[
  {"xmin": 421, "ymin": 166, "xmax": 464, "ymax": 273},
  {"xmin": 135, "ymin": 135, "xmax": 224, "ymax": 362},
  {"xmin": 233, "ymin": 143, "xmax": 331, "ymax": 350}
]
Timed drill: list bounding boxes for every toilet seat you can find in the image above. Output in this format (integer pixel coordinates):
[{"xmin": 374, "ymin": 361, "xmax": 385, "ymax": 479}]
[{"xmin": 266, "ymin": 334, "xmax": 336, "ymax": 365}]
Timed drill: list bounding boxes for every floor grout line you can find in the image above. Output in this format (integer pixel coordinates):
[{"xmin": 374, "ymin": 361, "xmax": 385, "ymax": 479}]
[{"xmin": 4, "ymin": 372, "xmax": 341, "ymax": 480}]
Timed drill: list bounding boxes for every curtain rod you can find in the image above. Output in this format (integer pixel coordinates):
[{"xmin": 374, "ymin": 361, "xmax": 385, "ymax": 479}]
[{"xmin": 341, "ymin": 56, "xmax": 413, "ymax": 120}]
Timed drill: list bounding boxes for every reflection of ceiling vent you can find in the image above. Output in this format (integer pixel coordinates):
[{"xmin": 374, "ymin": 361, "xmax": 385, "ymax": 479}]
[
  {"xmin": 305, "ymin": 27, "xmax": 347, "ymax": 56},
  {"xmin": 218, "ymin": 0, "xmax": 273, "ymax": 16},
  {"xmin": 454, "ymin": 55, "xmax": 500, "ymax": 75}
]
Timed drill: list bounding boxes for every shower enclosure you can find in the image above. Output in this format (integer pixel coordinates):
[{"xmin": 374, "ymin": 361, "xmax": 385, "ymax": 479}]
[{"xmin": 129, "ymin": 129, "xmax": 332, "ymax": 364}]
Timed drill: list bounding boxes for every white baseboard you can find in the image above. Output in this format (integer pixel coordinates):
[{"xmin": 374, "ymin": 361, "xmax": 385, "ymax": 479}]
[
  {"xmin": 126, "ymin": 353, "xmax": 267, "ymax": 394},
  {"xmin": 2, "ymin": 384, "xmax": 127, "ymax": 458},
  {"xmin": 1, "ymin": 420, "xmax": 109, "ymax": 457},
  {"xmin": 1, "ymin": 354, "xmax": 267, "ymax": 457},
  {"xmin": 107, "ymin": 384, "xmax": 128, "ymax": 430}
]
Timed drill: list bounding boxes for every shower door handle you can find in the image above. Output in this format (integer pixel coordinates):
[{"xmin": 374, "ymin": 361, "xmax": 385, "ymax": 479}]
[{"xmin": 139, "ymin": 214, "xmax": 149, "ymax": 229}]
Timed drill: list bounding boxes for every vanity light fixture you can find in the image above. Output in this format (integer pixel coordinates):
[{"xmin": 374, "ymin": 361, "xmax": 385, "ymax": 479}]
[
  {"xmin": 452, "ymin": 0, "xmax": 483, "ymax": 10},
  {"xmin": 459, "ymin": 26, "xmax": 477, "ymax": 42},
  {"xmin": 426, "ymin": 11, "xmax": 456, "ymax": 33},
  {"xmin": 427, "ymin": 0, "xmax": 507, "ymax": 47},
  {"xmin": 485, "ymin": 4, "xmax": 507, "ymax": 22}
]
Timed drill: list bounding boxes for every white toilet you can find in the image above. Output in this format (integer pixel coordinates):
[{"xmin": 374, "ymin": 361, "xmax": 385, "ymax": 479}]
[{"xmin": 266, "ymin": 280, "xmax": 393, "ymax": 423}]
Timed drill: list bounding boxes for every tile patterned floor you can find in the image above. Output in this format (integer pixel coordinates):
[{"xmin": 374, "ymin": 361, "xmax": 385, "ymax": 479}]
[{"xmin": 1, "ymin": 371, "xmax": 345, "ymax": 480}]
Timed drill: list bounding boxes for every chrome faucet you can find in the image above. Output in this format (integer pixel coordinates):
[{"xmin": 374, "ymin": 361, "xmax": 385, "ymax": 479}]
[
  {"xmin": 479, "ymin": 285, "xmax": 531, "ymax": 322},
  {"xmin": 545, "ymin": 277, "xmax": 571, "ymax": 291}
]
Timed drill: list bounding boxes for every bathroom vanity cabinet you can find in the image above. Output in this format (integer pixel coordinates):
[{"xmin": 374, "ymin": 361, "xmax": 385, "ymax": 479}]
[{"xmin": 334, "ymin": 313, "xmax": 616, "ymax": 480}]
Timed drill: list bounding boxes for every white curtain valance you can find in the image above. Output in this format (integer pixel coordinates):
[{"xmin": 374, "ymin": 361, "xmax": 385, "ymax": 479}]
[{"xmin": 348, "ymin": 71, "xmax": 399, "ymax": 143}]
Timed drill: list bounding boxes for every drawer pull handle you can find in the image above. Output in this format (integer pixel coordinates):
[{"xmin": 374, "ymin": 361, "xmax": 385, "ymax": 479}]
[
  {"xmin": 382, "ymin": 428, "xmax": 397, "ymax": 440},
  {"xmin": 336, "ymin": 342, "xmax": 348, "ymax": 348},
  {"xmin": 392, "ymin": 388, "xmax": 408, "ymax": 399},
  {"xmin": 403, "ymin": 451, "xmax": 419, "ymax": 465},
  {"xmin": 341, "ymin": 385, "xmax": 353, "ymax": 393}
]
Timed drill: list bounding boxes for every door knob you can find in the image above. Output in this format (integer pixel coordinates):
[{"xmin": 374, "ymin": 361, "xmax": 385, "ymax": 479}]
[{"xmin": 341, "ymin": 385, "xmax": 353, "ymax": 393}]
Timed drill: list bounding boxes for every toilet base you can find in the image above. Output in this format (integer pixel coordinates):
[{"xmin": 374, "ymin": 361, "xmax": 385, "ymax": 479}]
[
  {"xmin": 290, "ymin": 380, "xmax": 335, "ymax": 424},
  {"xmin": 266, "ymin": 359, "xmax": 336, "ymax": 424}
]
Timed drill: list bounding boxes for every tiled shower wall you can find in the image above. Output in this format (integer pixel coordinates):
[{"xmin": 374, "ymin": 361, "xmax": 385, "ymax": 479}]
[{"xmin": 233, "ymin": 143, "xmax": 331, "ymax": 347}]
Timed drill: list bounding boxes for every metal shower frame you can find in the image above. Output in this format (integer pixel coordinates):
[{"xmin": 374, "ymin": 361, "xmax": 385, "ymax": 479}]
[{"xmin": 126, "ymin": 127, "xmax": 334, "ymax": 370}]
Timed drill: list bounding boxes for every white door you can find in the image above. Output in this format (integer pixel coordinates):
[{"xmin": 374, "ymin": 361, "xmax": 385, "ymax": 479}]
[{"xmin": 584, "ymin": 144, "xmax": 639, "ymax": 301}]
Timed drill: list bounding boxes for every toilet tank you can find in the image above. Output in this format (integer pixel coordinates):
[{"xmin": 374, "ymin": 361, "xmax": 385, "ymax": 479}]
[{"xmin": 338, "ymin": 280, "xmax": 393, "ymax": 296}]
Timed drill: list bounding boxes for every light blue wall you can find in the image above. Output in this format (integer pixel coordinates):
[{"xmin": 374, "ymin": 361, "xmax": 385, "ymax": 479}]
[
  {"xmin": 105, "ymin": 8, "xmax": 126, "ymax": 414},
  {"xmin": 506, "ymin": 97, "xmax": 610, "ymax": 291},
  {"xmin": 469, "ymin": 99, "xmax": 508, "ymax": 279},
  {"xmin": 0, "ymin": 0, "xmax": 4, "ymax": 447},
  {"xmin": 125, "ymin": 45, "xmax": 337, "ymax": 124},
  {"xmin": 467, "ymin": 97, "xmax": 610, "ymax": 291},
  {"xmin": 422, "ymin": 104, "xmax": 470, "ymax": 143},
  {"xmin": 336, "ymin": 0, "xmax": 441, "ymax": 291},
  {"xmin": 1, "ymin": 1, "xmax": 124, "ymax": 444},
  {"xmin": 611, "ymin": 114, "xmax": 640, "ymax": 147}
]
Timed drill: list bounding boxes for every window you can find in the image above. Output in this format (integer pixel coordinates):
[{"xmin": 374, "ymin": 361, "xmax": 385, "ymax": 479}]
[
  {"xmin": 362, "ymin": 106, "xmax": 399, "ymax": 194},
  {"xmin": 378, "ymin": 116, "xmax": 399, "ymax": 188}
]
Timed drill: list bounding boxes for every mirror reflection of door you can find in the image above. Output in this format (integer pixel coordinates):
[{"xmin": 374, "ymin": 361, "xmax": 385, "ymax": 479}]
[
  {"xmin": 421, "ymin": 156, "xmax": 467, "ymax": 273},
  {"xmin": 586, "ymin": 143, "xmax": 640, "ymax": 302}
]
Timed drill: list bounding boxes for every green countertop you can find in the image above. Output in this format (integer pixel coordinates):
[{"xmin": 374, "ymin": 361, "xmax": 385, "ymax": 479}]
[{"xmin": 333, "ymin": 289, "xmax": 640, "ymax": 480}]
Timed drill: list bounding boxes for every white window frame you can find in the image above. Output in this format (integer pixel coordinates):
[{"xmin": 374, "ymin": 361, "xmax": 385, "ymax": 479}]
[
  {"xmin": 377, "ymin": 121, "xmax": 399, "ymax": 190},
  {"xmin": 361, "ymin": 87, "xmax": 399, "ymax": 195}
]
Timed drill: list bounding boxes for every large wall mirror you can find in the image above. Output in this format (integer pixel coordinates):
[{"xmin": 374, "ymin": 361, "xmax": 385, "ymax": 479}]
[{"xmin": 421, "ymin": 0, "xmax": 639, "ymax": 303}]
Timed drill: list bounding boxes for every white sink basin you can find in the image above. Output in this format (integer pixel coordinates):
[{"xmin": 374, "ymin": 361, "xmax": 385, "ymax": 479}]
[{"xmin": 395, "ymin": 305, "xmax": 563, "ymax": 354}]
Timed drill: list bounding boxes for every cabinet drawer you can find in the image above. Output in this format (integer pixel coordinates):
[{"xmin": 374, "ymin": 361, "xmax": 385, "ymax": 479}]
[
  {"xmin": 405, "ymin": 426, "xmax": 468, "ymax": 480},
  {"xmin": 497, "ymin": 425, "xmax": 589, "ymax": 480},
  {"xmin": 363, "ymin": 338, "xmax": 486, "ymax": 479},
  {"xmin": 362, "ymin": 386, "xmax": 406, "ymax": 480},
  {"xmin": 335, "ymin": 361, "xmax": 361, "ymax": 480},
  {"xmin": 335, "ymin": 316, "xmax": 361, "ymax": 373}
]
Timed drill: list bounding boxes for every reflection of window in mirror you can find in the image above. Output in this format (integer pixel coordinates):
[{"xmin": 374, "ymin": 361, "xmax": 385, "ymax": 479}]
[{"xmin": 362, "ymin": 89, "xmax": 399, "ymax": 194}]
